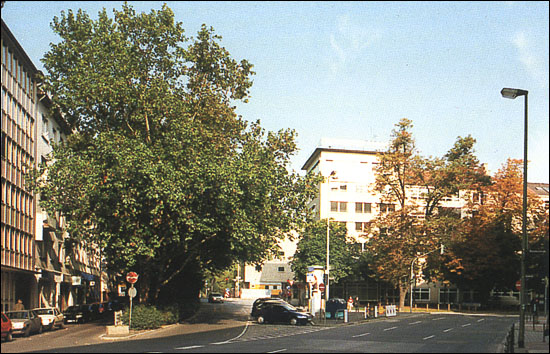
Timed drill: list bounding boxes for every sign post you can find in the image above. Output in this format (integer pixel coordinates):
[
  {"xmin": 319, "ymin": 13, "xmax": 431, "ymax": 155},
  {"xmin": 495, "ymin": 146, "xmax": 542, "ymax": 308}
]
[{"xmin": 126, "ymin": 272, "xmax": 139, "ymax": 330}]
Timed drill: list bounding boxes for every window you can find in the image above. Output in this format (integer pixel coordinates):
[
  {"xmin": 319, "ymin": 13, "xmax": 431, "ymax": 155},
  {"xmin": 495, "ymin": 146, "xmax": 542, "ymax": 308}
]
[
  {"xmin": 413, "ymin": 288, "xmax": 430, "ymax": 301},
  {"xmin": 355, "ymin": 202, "xmax": 371, "ymax": 213},
  {"xmin": 379, "ymin": 203, "xmax": 395, "ymax": 213},
  {"xmin": 355, "ymin": 222, "xmax": 370, "ymax": 233},
  {"xmin": 278, "ymin": 267, "xmax": 285, "ymax": 272},
  {"xmin": 330, "ymin": 201, "xmax": 347, "ymax": 212}
]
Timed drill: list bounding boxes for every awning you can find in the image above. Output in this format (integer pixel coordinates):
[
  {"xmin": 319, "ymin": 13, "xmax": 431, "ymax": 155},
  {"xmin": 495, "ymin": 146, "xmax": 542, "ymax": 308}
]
[{"xmin": 81, "ymin": 272, "xmax": 95, "ymax": 281}]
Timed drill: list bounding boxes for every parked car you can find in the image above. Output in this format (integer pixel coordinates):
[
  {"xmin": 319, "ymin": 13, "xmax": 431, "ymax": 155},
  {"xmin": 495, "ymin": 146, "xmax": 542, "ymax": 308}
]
[
  {"xmin": 89, "ymin": 302, "xmax": 107, "ymax": 320},
  {"xmin": 208, "ymin": 293, "xmax": 224, "ymax": 303},
  {"xmin": 63, "ymin": 304, "xmax": 92, "ymax": 324},
  {"xmin": 250, "ymin": 297, "xmax": 287, "ymax": 318},
  {"xmin": 252, "ymin": 302, "xmax": 313, "ymax": 325},
  {"xmin": 32, "ymin": 307, "xmax": 65, "ymax": 331},
  {"xmin": 5, "ymin": 310, "xmax": 43, "ymax": 337},
  {"xmin": 1, "ymin": 312, "xmax": 13, "ymax": 342}
]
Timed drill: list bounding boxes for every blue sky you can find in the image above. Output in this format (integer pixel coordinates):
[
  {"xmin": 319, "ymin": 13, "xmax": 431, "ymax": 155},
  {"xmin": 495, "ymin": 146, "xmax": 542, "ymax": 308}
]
[{"xmin": 2, "ymin": 1, "xmax": 548, "ymax": 182}]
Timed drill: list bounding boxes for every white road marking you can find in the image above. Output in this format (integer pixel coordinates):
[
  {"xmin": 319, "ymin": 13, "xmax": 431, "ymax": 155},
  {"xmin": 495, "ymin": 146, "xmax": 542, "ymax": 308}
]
[
  {"xmin": 443, "ymin": 328, "xmax": 453, "ymax": 332},
  {"xmin": 384, "ymin": 326, "xmax": 398, "ymax": 331},
  {"xmin": 462, "ymin": 323, "xmax": 471, "ymax": 327},
  {"xmin": 175, "ymin": 345, "xmax": 204, "ymax": 350},
  {"xmin": 352, "ymin": 332, "xmax": 371, "ymax": 338},
  {"xmin": 267, "ymin": 350, "xmax": 287, "ymax": 353},
  {"xmin": 423, "ymin": 335, "xmax": 435, "ymax": 340},
  {"xmin": 477, "ymin": 318, "xmax": 485, "ymax": 322},
  {"xmin": 432, "ymin": 317, "xmax": 445, "ymax": 321},
  {"xmin": 409, "ymin": 321, "xmax": 422, "ymax": 325}
]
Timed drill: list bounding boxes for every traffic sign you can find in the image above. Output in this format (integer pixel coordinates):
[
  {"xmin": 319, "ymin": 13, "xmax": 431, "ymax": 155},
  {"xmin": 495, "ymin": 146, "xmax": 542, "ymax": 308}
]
[
  {"xmin": 515, "ymin": 280, "xmax": 521, "ymax": 291},
  {"xmin": 128, "ymin": 287, "xmax": 137, "ymax": 298},
  {"xmin": 318, "ymin": 283, "xmax": 325, "ymax": 292},
  {"xmin": 126, "ymin": 272, "xmax": 139, "ymax": 284}
]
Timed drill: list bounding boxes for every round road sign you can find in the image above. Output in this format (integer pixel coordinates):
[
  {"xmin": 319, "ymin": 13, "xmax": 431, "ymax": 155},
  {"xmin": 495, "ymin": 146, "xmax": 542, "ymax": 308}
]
[
  {"xmin": 128, "ymin": 287, "xmax": 137, "ymax": 298},
  {"xmin": 318, "ymin": 283, "xmax": 325, "ymax": 292},
  {"xmin": 126, "ymin": 272, "xmax": 139, "ymax": 284}
]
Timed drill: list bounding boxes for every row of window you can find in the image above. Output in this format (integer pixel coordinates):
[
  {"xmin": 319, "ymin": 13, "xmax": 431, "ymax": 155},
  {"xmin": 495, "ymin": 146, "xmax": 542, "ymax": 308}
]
[
  {"xmin": 2, "ymin": 41, "xmax": 35, "ymax": 104},
  {"xmin": 330, "ymin": 201, "xmax": 395, "ymax": 214}
]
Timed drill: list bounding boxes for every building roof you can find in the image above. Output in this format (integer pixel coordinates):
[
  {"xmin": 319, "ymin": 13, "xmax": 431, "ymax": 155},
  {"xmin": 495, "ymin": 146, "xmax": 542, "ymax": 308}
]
[
  {"xmin": 302, "ymin": 138, "xmax": 387, "ymax": 171},
  {"xmin": 528, "ymin": 183, "xmax": 549, "ymax": 198}
]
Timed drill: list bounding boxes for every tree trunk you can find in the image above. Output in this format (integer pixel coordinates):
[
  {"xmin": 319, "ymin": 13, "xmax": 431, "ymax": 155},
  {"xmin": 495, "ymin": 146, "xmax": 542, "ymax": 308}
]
[{"xmin": 398, "ymin": 280, "xmax": 408, "ymax": 312}]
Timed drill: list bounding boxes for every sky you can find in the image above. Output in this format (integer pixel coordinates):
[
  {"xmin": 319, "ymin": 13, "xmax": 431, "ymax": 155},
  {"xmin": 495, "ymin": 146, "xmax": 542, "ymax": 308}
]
[{"xmin": 2, "ymin": 1, "xmax": 549, "ymax": 182}]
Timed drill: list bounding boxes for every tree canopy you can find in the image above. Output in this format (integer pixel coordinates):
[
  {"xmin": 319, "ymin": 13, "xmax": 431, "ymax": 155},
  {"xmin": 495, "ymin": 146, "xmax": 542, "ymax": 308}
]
[{"xmin": 30, "ymin": 3, "xmax": 318, "ymax": 304}]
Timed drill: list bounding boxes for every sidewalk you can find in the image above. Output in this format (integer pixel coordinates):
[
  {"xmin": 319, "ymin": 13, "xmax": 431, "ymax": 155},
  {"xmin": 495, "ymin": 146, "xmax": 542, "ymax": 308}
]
[{"xmin": 514, "ymin": 316, "xmax": 549, "ymax": 353}]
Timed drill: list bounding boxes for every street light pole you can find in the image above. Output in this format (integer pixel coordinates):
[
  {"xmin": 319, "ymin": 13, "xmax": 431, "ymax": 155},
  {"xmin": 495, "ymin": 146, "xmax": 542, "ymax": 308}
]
[
  {"xmin": 326, "ymin": 171, "xmax": 337, "ymax": 304},
  {"xmin": 501, "ymin": 87, "xmax": 528, "ymax": 348},
  {"xmin": 410, "ymin": 244, "xmax": 445, "ymax": 313}
]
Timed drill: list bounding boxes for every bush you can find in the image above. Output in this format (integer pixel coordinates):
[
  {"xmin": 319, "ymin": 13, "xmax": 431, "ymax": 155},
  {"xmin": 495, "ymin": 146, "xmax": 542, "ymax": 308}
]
[{"xmin": 122, "ymin": 304, "xmax": 180, "ymax": 330}]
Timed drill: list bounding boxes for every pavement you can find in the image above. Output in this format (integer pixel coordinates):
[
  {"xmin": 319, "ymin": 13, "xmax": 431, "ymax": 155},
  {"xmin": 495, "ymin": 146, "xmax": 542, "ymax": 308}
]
[{"xmin": 513, "ymin": 315, "xmax": 549, "ymax": 353}]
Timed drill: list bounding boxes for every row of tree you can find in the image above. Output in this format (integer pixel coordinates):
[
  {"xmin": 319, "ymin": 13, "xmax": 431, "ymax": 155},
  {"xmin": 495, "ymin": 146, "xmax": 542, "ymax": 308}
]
[
  {"xmin": 28, "ymin": 4, "xmax": 547, "ymax": 310},
  {"xmin": 28, "ymin": 4, "xmax": 320, "ymax": 306},
  {"xmin": 292, "ymin": 119, "xmax": 548, "ymax": 310}
]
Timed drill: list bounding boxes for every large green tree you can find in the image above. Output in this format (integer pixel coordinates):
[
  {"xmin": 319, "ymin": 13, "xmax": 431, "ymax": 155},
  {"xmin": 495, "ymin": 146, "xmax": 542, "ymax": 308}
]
[
  {"xmin": 291, "ymin": 219, "xmax": 357, "ymax": 284},
  {"xmin": 30, "ymin": 3, "xmax": 317, "ymax": 304}
]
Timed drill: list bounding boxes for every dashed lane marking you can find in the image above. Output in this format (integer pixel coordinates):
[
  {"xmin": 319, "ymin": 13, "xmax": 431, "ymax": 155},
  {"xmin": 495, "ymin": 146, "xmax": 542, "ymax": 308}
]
[{"xmin": 423, "ymin": 335, "xmax": 435, "ymax": 340}]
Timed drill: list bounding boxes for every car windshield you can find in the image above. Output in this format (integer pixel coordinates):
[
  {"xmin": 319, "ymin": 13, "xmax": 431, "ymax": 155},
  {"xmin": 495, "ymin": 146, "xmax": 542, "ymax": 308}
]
[
  {"xmin": 34, "ymin": 309, "xmax": 54, "ymax": 315},
  {"xmin": 276, "ymin": 303, "xmax": 297, "ymax": 311},
  {"xmin": 6, "ymin": 311, "xmax": 28, "ymax": 319},
  {"xmin": 211, "ymin": 293, "xmax": 222, "ymax": 297}
]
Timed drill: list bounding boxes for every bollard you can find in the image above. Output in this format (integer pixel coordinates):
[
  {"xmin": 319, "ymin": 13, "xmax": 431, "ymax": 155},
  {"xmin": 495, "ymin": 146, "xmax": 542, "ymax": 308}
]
[
  {"xmin": 344, "ymin": 309, "xmax": 349, "ymax": 323},
  {"xmin": 374, "ymin": 306, "xmax": 378, "ymax": 318}
]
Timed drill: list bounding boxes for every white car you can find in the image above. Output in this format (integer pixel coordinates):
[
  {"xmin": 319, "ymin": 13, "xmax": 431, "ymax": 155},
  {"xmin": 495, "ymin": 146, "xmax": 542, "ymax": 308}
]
[{"xmin": 32, "ymin": 307, "xmax": 65, "ymax": 331}]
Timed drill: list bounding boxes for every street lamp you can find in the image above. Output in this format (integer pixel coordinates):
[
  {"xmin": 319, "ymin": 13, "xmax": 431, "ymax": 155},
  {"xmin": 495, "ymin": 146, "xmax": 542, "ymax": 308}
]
[
  {"xmin": 501, "ymin": 87, "xmax": 528, "ymax": 348},
  {"xmin": 410, "ymin": 244, "xmax": 445, "ymax": 313},
  {"xmin": 326, "ymin": 171, "xmax": 337, "ymax": 304}
]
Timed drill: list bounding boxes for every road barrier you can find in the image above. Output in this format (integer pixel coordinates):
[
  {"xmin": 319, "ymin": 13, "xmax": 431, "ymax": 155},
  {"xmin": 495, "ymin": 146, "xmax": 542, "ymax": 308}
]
[{"xmin": 385, "ymin": 305, "xmax": 397, "ymax": 317}]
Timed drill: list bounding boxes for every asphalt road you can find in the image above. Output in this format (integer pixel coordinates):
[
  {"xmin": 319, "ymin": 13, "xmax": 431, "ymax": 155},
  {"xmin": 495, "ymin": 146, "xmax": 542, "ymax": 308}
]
[{"xmin": 1, "ymin": 299, "xmax": 516, "ymax": 353}]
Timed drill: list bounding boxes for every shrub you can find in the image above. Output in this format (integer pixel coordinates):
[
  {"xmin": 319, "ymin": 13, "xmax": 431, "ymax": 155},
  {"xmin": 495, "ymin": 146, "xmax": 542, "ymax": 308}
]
[{"xmin": 122, "ymin": 304, "xmax": 179, "ymax": 330}]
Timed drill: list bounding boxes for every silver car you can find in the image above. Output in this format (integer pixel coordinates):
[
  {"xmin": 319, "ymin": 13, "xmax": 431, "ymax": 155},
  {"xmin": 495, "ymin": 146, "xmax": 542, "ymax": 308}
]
[
  {"xmin": 32, "ymin": 307, "xmax": 66, "ymax": 331},
  {"xmin": 5, "ymin": 310, "xmax": 43, "ymax": 337}
]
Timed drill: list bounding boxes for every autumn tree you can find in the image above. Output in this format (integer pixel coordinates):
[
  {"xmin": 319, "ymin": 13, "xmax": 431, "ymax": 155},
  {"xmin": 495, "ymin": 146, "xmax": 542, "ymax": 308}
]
[
  {"xmin": 29, "ymin": 4, "xmax": 317, "ymax": 306},
  {"xmin": 440, "ymin": 159, "xmax": 548, "ymax": 303},
  {"xmin": 366, "ymin": 119, "xmax": 490, "ymax": 310}
]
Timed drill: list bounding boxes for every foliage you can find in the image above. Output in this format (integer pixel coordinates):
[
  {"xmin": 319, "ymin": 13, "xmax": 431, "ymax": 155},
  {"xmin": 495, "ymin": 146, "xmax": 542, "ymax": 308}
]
[
  {"xmin": 291, "ymin": 219, "xmax": 357, "ymax": 283},
  {"xmin": 122, "ymin": 304, "xmax": 178, "ymax": 330},
  {"xmin": 367, "ymin": 119, "xmax": 489, "ymax": 310},
  {"xmin": 28, "ymin": 3, "xmax": 318, "ymax": 304},
  {"xmin": 439, "ymin": 158, "xmax": 549, "ymax": 303}
]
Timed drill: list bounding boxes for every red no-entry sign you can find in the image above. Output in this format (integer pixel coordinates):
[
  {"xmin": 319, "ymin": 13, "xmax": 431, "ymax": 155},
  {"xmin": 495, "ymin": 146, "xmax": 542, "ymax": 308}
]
[
  {"xmin": 126, "ymin": 272, "xmax": 139, "ymax": 284},
  {"xmin": 515, "ymin": 280, "xmax": 521, "ymax": 291},
  {"xmin": 318, "ymin": 283, "xmax": 325, "ymax": 292}
]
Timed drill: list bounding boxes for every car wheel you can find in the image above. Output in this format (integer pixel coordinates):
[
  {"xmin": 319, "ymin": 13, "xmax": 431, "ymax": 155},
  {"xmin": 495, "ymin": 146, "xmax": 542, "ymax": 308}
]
[
  {"xmin": 38, "ymin": 325, "xmax": 43, "ymax": 334},
  {"xmin": 6, "ymin": 331, "xmax": 13, "ymax": 342},
  {"xmin": 59, "ymin": 321, "xmax": 66, "ymax": 329},
  {"xmin": 24, "ymin": 326, "xmax": 31, "ymax": 337},
  {"xmin": 257, "ymin": 316, "xmax": 265, "ymax": 324},
  {"xmin": 290, "ymin": 317, "xmax": 298, "ymax": 325}
]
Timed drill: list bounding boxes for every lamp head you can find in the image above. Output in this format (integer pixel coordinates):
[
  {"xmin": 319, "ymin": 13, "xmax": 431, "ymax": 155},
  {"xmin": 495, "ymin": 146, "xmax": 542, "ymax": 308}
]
[{"xmin": 501, "ymin": 88, "xmax": 528, "ymax": 99}]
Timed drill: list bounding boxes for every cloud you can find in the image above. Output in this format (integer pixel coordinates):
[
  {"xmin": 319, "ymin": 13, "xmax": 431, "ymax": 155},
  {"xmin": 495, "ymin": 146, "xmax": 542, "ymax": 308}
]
[
  {"xmin": 329, "ymin": 15, "xmax": 380, "ymax": 73},
  {"xmin": 511, "ymin": 31, "xmax": 549, "ymax": 89}
]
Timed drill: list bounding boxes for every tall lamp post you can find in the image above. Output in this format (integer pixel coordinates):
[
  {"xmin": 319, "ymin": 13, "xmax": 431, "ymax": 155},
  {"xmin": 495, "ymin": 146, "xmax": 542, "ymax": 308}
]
[
  {"xmin": 326, "ymin": 171, "xmax": 337, "ymax": 303},
  {"xmin": 501, "ymin": 87, "xmax": 528, "ymax": 348},
  {"xmin": 410, "ymin": 244, "xmax": 445, "ymax": 313}
]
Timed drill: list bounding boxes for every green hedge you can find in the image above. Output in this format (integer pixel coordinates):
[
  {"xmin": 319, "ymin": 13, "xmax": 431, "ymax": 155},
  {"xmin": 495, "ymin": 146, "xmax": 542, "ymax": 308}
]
[{"xmin": 122, "ymin": 304, "xmax": 180, "ymax": 330}]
